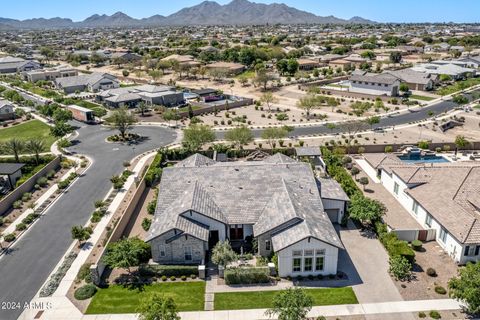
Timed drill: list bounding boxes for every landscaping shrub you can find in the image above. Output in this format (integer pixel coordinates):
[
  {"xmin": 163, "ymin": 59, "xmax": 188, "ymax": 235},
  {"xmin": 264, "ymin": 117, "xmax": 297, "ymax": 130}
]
[
  {"xmin": 15, "ymin": 223, "xmax": 27, "ymax": 231},
  {"xmin": 389, "ymin": 255, "xmax": 412, "ymax": 281},
  {"xmin": 13, "ymin": 200, "xmax": 22, "ymax": 209},
  {"xmin": 190, "ymin": 274, "xmax": 197, "ymax": 279},
  {"xmin": 181, "ymin": 275, "xmax": 187, "ymax": 281},
  {"xmin": 429, "ymin": 310, "xmax": 441, "ymax": 319},
  {"xmin": 36, "ymin": 177, "xmax": 48, "ymax": 187},
  {"xmin": 379, "ymin": 231, "xmax": 415, "ymax": 264},
  {"xmin": 418, "ymin": 311, "xmax": 426, "ymax": 318},
  {"xmin": 138, "ymin": 265, "xmax": 198, "ymax": 278},
  {"xmin": 426, "ymin": 268, "xmax": 437, "ymax": 277},
  {"xmin": 147, "ymin": 199, "xmax": 156, "ymax": 214},
  {"xmin": 74, "ymin": 284, "xmax": 97, "ymax": 300},
  {"xmin": 170, "ymin": 276, "xmax": 176, "ymax": 281},
  {"xmin": 161, "ymin": 275, "xmax": 167, "ymax": 281},
  {"xmin": 76, "ymin": 263, "xmax": 93, "ymax": 283},
  {"xmin": 411, "ymin": 240, "xmax": 423, "ymax": 251},
  {"xmin": 4, "ymin": 233, "xmax": 16, "ymax": 242},
  {"xmin": 141, "ymin": 218, "xmax": 151, "ymax": 231},
  {"xmin": 22, "ymin": 213, "xmax": 39, "ymax": 225},
  {"xmin": 434, "ymin": 286, "xmax": 447, "ymax": 295},
  {"xmin": 144, "ymin": 153, "xmax": 163, "ymax": 187},
  {"xmin": 224, "ymin": 267, "xmax": 270, "ymax": 285}
]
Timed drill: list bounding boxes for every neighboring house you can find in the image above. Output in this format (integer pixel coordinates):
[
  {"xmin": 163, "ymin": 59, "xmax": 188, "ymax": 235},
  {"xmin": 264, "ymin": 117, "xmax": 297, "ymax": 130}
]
[
  {"xmin": 205, "ymin": 62, "xmax": 246, "ymax": 75},
  {"xmin": 384, "ymin": 69, "xmax": 436, "ymax": 91},
  {"xmin": 459, "ymin": 56, "xmax": 480, "ymax": 69},
  {"xmin": 146, "ymin": 153, "xmax": 348, "ymax": 277},
  {"xmin": 349, "ymin": 71, "xmax": 400, "ymax": 96},
  {"xmin": 96, "ymin": 84, "xmax": 184, "ymax": 108},
  {"xmin": 364, "ymin": 153, "xmax": 480, "ymax": 264},
  {"xmin": 24, "ymin": 65, "xmax": 78, "ymax": 82},
  {"xmin": 0, "ymin": 56, "xmax": 41, "ymax": 74},
  {"xmin": 161, "ymin": 54, "xmax": 201, "ymax": 67},
  {"xmin": 411, "ymin": 63, "xmax": 476, "ymax": 80},
  {"xmin": 55, "ymin": 73, "xmax": 119, "ymax": 94},
  {"xmin": 297, "ymin": 59, "xmax": 320, "ymax": 71},
  {"xmin": 0, "ymin": 99, "xmax": 15, "ymax": 120},
  {"xmin": 0, "ymin": 163, "xmax": 24, "ymax": 194},
  {"xmin": 344, "ymin": 55, "xmax": 370, "ymax": 68},
  {"xmin": 111, "ymin": 52, "xmax": 142, "ymax": 64},
  {"xmin": 329, "ymin": 59, "xmax": 352, "ymax": 71}
]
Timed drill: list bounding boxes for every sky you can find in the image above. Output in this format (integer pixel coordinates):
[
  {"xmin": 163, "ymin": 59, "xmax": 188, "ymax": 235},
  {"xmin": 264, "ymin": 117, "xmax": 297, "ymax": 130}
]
[{"xmin": 1, "ymin": 0, "xmax": 479, "ymax": 23}]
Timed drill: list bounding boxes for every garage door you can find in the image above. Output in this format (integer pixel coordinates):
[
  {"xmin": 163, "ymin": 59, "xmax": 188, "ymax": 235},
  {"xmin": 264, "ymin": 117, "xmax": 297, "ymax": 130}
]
[{"xmin": 325, "ymin": 209, "xmax": 339, "ymax": 223}]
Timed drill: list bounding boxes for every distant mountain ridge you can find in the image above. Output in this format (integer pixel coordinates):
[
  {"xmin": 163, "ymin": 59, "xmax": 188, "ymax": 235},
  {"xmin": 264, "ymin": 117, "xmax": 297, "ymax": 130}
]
[{"xmin": 0, "ymin": 0, "xmax": 376, "ymax": 29}]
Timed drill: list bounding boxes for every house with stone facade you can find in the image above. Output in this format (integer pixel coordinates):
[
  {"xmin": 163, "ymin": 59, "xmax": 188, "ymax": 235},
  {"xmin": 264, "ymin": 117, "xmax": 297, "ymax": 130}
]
[{"xmin": 146, "ymin": 153, "xmax": 348, "ymax": 277}]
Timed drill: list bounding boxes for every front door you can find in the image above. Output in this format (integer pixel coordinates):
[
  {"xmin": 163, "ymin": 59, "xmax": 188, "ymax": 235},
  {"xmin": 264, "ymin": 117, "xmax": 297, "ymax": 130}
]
[
  {"xmin": 209, "ymin": 230, "xmax": 219, "ymax": 249},
  {"xmin": 418, "ymin": 230, "xmax": 427, "ymax": 241}
]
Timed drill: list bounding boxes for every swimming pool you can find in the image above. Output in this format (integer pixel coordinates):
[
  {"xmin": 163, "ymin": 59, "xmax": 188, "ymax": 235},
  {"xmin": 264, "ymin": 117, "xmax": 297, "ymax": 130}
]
[{"xmin": 397, "ymin": 155, "xmax": 450, "ymax": 164}]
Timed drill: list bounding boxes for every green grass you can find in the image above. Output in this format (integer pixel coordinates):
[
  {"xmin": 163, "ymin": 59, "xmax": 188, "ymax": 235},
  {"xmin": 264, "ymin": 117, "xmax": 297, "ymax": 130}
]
[
  {"xmin": 235, "ymin": 70, "xmax": 256, "ymax": 79},
  {"xmin": 437, "ymin": 78, "xmax": 480, "ymax": 96},
  {"xmin": 0, "ymin": 120, "xmax": 56, "ymax": 153},
  {"xmin": 214, "ymin": 287, "xmax": 358, "ymax": 310},
  {"xmin": 474, "ymin": 104, "xmax": 480, "ymax": 109},
  {"xmin": 178, "ymin": 105, "xmax": 203, "ymax": 113},
  {"xmin": 409, "ymin": 94, "xmax": 435, "ymax": 101},
  {"xmin": 86, "ymin": 282, "xmax": 206, "ymax": 314}
]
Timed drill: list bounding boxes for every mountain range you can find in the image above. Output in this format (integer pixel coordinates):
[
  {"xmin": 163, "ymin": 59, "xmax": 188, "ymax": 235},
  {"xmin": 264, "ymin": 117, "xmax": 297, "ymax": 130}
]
[{"xmin": 0, "ymin": 0, "xmax": 375, "ymax": 29}]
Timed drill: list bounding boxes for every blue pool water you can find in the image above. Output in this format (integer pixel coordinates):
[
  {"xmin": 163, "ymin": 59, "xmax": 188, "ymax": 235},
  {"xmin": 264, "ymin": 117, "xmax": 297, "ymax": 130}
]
[{"xmin": 397, "ymin": 155, "xmax": 450, "ymax": 164}]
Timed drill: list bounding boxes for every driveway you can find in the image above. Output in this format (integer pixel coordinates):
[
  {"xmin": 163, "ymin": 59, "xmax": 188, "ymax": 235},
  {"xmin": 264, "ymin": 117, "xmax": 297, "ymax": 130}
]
[{"xmin": 0, "ymin": 123, "xmax": 176, "ymax": 320}]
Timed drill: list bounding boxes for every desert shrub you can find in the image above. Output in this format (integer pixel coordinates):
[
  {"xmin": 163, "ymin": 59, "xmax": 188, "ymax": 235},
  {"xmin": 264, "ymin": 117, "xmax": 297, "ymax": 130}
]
[
  {"xmin": 429, "ymin": 310, "xmax": 441, "ymax": 319},
  {"xmin": 426, "ymin": 268, "xmax": 437, "ymax": 277},
  {"xmin": 418, "ymin": 311, "xmax": 426, "ymax": 318},
  {"xmin": 13, "ymin": 200, "xmax": 22, "ymax": 209},
  {"xmin": 224, "ymin": 267, "xmax": 270, "ymax": 285},
  {"xmin": 74, "ymin": 284, "xmax": 97, "ymax": 300},
  {"xmin": 15, "ymin": 223, "xmax": 27, "ymax": 231},
  {"xmin": 411, "ymin": 240, "xmax": 422, "ymax": 251},
  {"xmin": 22, "ymin": 213, "xmax": 39, "ymax": 225},
  {"xmin": 434, "ymin": 286, "xmax": 446, "ymax": 295},
  {"xmin": 4, "ymin": 233, "xmax": 16, "ymax": 242},
  {"xmin": 36, "ymin": 177, "xmax": 49, "ymax": 187}
]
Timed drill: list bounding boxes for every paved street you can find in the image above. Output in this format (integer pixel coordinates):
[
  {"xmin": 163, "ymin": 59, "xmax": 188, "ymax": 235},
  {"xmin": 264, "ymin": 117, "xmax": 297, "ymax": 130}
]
[{"xmin": 0, "ymin": 123, "xmax": 176, "ymax": 320}]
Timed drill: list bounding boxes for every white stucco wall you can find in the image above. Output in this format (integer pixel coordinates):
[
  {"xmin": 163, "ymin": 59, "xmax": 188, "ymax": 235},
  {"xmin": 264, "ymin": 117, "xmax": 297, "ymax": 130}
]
[
  {"xmin": 322, "ymin": 198, "xmax": 346, "ymax": 223},
  {"xmin": 277, "ymin": 237, "xmax": 338, "ymax": 277},
  {"xmin": 380, "ymin": 170, "xmax": 479, "ymax": 264},
  {"xmin": 349, "ymin": 81, "xmax": 398, "ymax": 96}
]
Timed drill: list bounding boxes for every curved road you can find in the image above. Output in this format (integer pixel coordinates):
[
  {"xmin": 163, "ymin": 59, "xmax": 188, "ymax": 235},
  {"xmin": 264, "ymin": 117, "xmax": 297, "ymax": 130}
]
[
  {"xmin": 217, "ymin": 90, "xmax": 479, "ymax": 139},
  {"xmin": 0, "ymin": 123, "xmax": 176, "ymax": 320}
]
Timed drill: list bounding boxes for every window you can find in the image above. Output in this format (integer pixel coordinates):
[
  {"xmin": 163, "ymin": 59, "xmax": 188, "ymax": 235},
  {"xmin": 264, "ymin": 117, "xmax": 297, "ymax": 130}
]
[
  {"xmin": 265, "ymin": 240, "xmax": 271, "ymax": 251},
  {"xmin": 304, "ymin": 258, "xmax": 313, "ymax": 272},
  {"xmin": 293, "ymin": 250, "xmax": 303, "ymax": 257},
  {"xmin": 158, "ymin": 245, "xmax": 166, "ymax": 257},
  {"xmin": 464, "ymin": 246, "xmax": 470, "ymax": 256},
  {"xmin": 393, "ymin": 182, "xmax": 399, "ymax": 195},
  {"xmin": 439, "ymin": 228, "xmax": 447, "ymax": 243},
  {"xmin": 425, "ymin": 214, "xmax": 432, "ymax": 228},
  {"xmin": 412, "ymin": 201, "xmax": 419, "ymax": 215},
  {"xmin": 316, "ymin": 249, "xmax": 326, "ymax": 255},
  {"xmin": 304, "ymin": 250, "xmax": 314, "ymax": 256},
  {"xmin": 184, "ymin": 246, "xmax": 192, "ymax": 261},
  {"xmin": 292, "ymin": 258, "xmax": 301, "ymax": 272},
  {"xmin": 230, "ymin": 224, "xmax": 244, "ymax": 240},
  {"xmin": 475, "ymin": 245, "xmax": 480, "ymax": 256},
  {"xmin": 315, "ymin": 256, "xmax": 325, "ymax": 271}
]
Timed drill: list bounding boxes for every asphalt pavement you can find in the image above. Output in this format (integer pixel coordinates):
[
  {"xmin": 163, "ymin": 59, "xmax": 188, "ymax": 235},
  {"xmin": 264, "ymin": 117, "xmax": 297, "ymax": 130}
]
[{"xmin": 0, "ymin": 123, "xmax": 176, "ymax": 320}]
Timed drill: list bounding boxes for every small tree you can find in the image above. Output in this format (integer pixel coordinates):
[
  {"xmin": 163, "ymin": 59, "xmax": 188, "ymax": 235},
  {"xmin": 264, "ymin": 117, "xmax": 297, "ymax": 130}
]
[
  {"xmin": 102, "ymin": 237, "xmax": 150, "ymax": 275},
  {"xmin": 182, "ymin": 124, "xmax": 216, "ymax": 151},
  {"xmin": 266, "ymin": 287, "xmax": 313, "ymax": 320},
  {"xmin": 389, "ymin": 255, "xmax": 412, "ymax": 281},
  {"xmin": 211, "ymin": 241, "xmax": 237, "ymax": 267},
  {"xmin": 137, "ymin": 102, "xmax": 149, "ymax": 117},
  {"xmin": 107, "ymin": 107, "xmax": 137, "ymax": 140},
  {"xmin": 50, "ymin": 121, "xmax": 74, "ymax": 138},
  {"xmin": 260, "ymin": 91, "xmax": 278, "ymax": 112},
  {"xmin": 162, "ymin": 109, "xmax": 180, "ymax": 125},
  {"xmin": 348, "ymin": 193, "xmax": 386, "ymax": 225},
  {"xmin": 358, "ymin": 177, "xmax": 369, "ymax": 191},
  {"xmin": 138, "ymin": 293, "xmax": 180, "ymax": 320},
  {"xmin": 351, "ymin": 167, "xmax": 360, "ymax": 180},
  {"xmin": 261, "ymin": 127, "xmax": 288, "ymax": 149},
  {"xmin": 448, "ymin": 262, "xmax": 480, "ymax": 315},
  {"xmin": 455, "ymin": 135, "xmax": 470, "ymax": 151},
  {"xmin": 399, "ymin": 83, "xmax": 410, "ymax": 95},
  {"xmin": 71, "ymin": 225, "xmax": 93, "ymax": 246},
  {"xmin": 366, "ymin": 116, "xmax": 380, "ymax": 129},
  {"xmin": 224, "ymin": 126, "xmax": 254, "ymax": 149}
]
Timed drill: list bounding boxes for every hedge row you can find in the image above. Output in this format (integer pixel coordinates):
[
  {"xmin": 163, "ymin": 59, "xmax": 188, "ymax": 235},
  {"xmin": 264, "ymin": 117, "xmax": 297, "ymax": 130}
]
[
  {"xmin": 224, "ymin": 267, "xmax": 270, "ymax": 285},
  {"xmin": 138, "ymin": 264, "xmax": 198, "ymax": 278},
  {"xmin": 144, "ymin": 153, "xmax": 163, "ymax": 187},
  {"xmin": 376, "ymin": 222, "xmax": 415, "ymax": 264}
]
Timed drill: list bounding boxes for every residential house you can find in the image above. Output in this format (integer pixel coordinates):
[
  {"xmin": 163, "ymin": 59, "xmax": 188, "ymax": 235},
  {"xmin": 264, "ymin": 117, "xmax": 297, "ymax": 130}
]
[
  {"xmin": 24, "ymin": 65, "xmax": 78, "ymax": 82},
  {"xmin": 97, "ymin": 84, "xmax": 184, "ymax": 108},
  {"xmin": 329, "ymin": 59, "xmax": 352, "ymax": 71},
  {"xmin": 161, "ymin": 54, "xmax": 201, "ymax": 68},
  {"xmin": 0, "ymin": 99, "xmax": 15, "ymax": 120},
  {"xmin": 146, "ymin": 153, "xmax": 348, "ymax": 277},
  {"xmin": 297, "ymin": 59, "xmax": 320, "ymax": 71},
  {"xmin": 55, "ymin": 73, "xmax": 119, "ymax": 94},
  {"xmin": 411, "ymin": 63, "xmax": 476, "ymax": 80},
  {"xmin": 205, "ymin": 62, "xmax": 245, "ymax": 75},
  {"xmin": 111, "ymin": 52, "xmax": 142, "ymax": 64},
  {"xmin": 0, "ymin": 56, "xmax": 41, "ymax": 74},
  {"xmin": 364, "ymin": 154, "xmax": 480, "ymax": 264},
  {"xmin": 349, "ymin": 71, "xmax": 400, "ymax": 96},
  {"xmin": 384, "ymin": 69, "xmax": 436, "ymax": 91}
]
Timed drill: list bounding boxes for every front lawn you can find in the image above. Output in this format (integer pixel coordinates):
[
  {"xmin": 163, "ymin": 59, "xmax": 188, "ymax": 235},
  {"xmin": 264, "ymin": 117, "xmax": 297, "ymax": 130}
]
[
  {"xmin": 409, "ymin": 94, "xmax": 435, "ymax": 101},
  {"xmin": 86, "ymin": 282, "xmax": 205, "ymax": 314},
  {"xmin": 436, "ymin": 78, "xmax": 480, "ymax": 96},
  {"xmin": 0, "ymin": 120, "xmax": 56, "ymax": 154},
  {"xmin": 214, "ymin": 287, "xmax": 358, "ymax": 310}
]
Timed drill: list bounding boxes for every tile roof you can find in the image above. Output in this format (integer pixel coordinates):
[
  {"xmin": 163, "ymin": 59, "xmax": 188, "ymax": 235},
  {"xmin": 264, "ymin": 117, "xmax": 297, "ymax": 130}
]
[{"xmin": 147, "ymin": 153, "xmax": 344, "ymax": 250}]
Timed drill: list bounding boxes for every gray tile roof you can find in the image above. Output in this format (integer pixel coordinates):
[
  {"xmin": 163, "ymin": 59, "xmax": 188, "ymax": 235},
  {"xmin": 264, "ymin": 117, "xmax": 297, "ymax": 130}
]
[
  {"xmin": 295, "ymin": 146, "xmax": 321, "ymax": 157},
  {"xmin": 147, "ymin": 153, "xmax": 344, "ymax": 250},
  {"xmin": 0, "ymin": 163, "xmax": 25, "ymax": 175},
  {"xmin": 350, "ymin": 72, "xmax": 400, "ymax": 85},
  {"xmin": 318, "ymin": 178, "xmax": 350, "ymax": 202}
]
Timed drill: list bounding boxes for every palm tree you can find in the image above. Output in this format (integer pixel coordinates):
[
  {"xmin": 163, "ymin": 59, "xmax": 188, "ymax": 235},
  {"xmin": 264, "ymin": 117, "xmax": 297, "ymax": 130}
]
[
  {"xmin": 27, "ymin": 139, "xmax": 45, "ymax": 164},
  {"xmin": 4, "ymin": 138, "xmax": 24, "ymax": 162}
]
